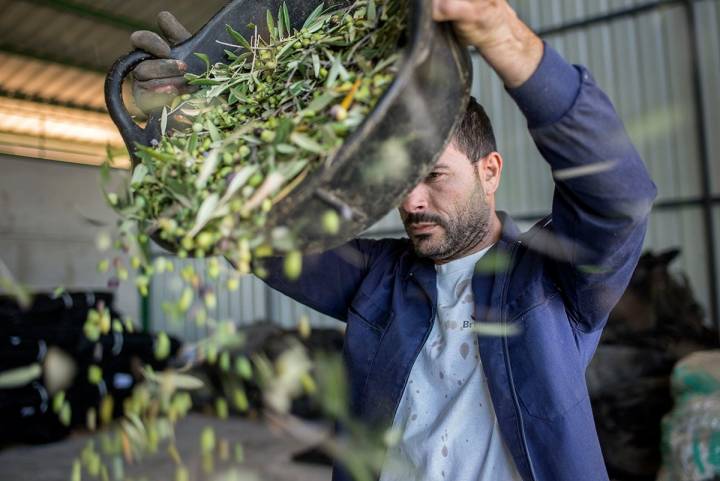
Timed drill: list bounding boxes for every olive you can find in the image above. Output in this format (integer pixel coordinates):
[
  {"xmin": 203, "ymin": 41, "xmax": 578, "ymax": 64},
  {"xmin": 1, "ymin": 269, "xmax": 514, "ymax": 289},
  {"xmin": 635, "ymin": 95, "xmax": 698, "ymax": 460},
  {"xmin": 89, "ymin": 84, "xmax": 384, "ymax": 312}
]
[
  {"xmin": 196, "ymin": 232, "xmax": 214, "ymax": 250},
  {"xmin": 230, "ymin": 199, "xmax": 244, "ymax": 212},
  {"xmin": 322, "ymin": 209, "xmax": 341, "ymax": 234},
  {"xmin": 331, "ymin": 105, "xmax": 348, "ymax": 121},
  {"xmin": 284, "ymin": 250, "xmax": 303, "ymax": 280},
  {"xmin": 238, "ymin": 145, "xmax": 251, "ymax": 158},
  {"xmin": 181, "ymin": 236, "xmax": 194, "ymax": 251},
  {"xmin": 260, "ymin": 130, "xmax": 276, "ymax": 143},
  {"xmin": 332, "ymin": 123, "xmax": 349, "ymax": 136},
  {"xmin": 227, "ymin": 277, "xmax": 240, "ymax": 291},
  {"xmin": 248, "ymin": 172, "xmax": 264, "ymax": 188}
]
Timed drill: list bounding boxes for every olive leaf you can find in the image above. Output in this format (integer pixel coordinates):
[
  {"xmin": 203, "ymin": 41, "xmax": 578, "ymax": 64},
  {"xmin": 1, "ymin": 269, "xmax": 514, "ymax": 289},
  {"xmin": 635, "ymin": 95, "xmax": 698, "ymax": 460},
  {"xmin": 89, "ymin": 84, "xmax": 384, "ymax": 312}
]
[
  {"xmin": 277, "ymin": 5, "xmax": 285, "ymax": 38},
  {"xmin": 303, "ymin": 3, "xmax": 325, "ymax": 29},
  {"xmin": 471, "ymin": 322, "xmax": 522, "ymax": 337},
  {"xmin": 205, "ymin": 119, "xmax": 221, "ymax": 142},
  {"xmin": 275, "ymin": 143, "xmax": 297, "ymax": 155},
  {"xmin": 219, "ymin": 164, "xmax": 260, "ymax": 205},
  {"xmin": 195, "ymin": 149, "xmax": 221, "ymax": 189},
  {"xmin": 226, "ymin": 24, "xmax": 252, "ymax": 50},
  {"xmin": 267, "ymin": 10, "xmax": 277, "ymax": 42},
  {"xmin": 164, "ymin": 372, "xmax": 205, "ymax": 390},
  {"xmin": 243, "ymin": 171, "xmax": 287, "ymax": 212},
  {"xmin": 367, "ymin": 0, "xmax": 377, "ymax": 23},
  {"xmin": 0, "ymin": 364, "xmax": 42, "ymax": 389},
  {"xmin": 306, "ymin": 91, "xmax": 337, "ymax": 113},
  {"xmin": 290, "ymin": 132, "xmax": 325, "ymax": 154},
  {"xmin": 312, "ymin": 53, "xmax": 321, "ymax": 78},
  {"xmin": 130, "ymin": 164, "xmax": 148, "ymax": 186},
  {"xmin": 189, "ymin": 193, "xmax": 220, "ymax": 237},
  {"xmin": 194, "ymin": 52, "xmax": 211, "ymax": 73},
  {"xmin": 161, "ymin": 106, "xmax": 169, "ymax": 136},
  {"xmin": 282, "ymin": 3, "xmax": 291, "ymax": 35}
]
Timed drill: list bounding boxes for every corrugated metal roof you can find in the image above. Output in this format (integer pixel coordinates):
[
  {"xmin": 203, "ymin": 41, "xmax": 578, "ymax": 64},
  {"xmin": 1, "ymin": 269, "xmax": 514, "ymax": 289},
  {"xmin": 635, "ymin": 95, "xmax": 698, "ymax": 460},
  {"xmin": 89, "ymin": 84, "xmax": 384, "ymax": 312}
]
[
  {"xmin": 0, "ymin": 0, "xmax": 230, "ymax": 164},
  {"xmin": 0, "ymin": 0, "xmax": 228, "ymax": 111},
  {"xmin": 0, "ymin": 52, "xmax": 106, "ymax": 110}
]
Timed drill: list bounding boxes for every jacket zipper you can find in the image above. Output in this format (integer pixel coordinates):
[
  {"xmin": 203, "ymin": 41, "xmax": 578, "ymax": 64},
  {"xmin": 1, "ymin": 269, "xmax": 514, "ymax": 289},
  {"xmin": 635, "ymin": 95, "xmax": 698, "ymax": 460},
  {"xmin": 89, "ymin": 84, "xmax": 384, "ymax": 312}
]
[{"xmin": 500, "ymin": 240, "xmax": 538, "ymax": 481}]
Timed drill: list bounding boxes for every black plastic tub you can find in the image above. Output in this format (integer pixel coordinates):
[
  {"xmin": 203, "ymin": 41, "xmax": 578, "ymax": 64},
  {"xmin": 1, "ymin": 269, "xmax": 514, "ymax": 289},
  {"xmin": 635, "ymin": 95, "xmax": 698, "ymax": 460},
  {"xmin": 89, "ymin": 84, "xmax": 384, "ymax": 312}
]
[{"xmin": 105, "ymin": 0, "xmax": 471, "ymax": 253}]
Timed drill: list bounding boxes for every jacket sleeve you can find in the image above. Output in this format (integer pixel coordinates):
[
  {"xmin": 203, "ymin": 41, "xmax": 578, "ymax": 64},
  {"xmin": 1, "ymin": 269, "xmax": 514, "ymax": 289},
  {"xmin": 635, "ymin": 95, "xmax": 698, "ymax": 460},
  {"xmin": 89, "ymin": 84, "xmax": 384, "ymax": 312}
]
[
  {"xmin": 507, "ymin": 44, "xmax": 658, "ymax": 333},
  {"xmin": 254, "ymin": 238, "xmax": 384, "ymax": 321}
]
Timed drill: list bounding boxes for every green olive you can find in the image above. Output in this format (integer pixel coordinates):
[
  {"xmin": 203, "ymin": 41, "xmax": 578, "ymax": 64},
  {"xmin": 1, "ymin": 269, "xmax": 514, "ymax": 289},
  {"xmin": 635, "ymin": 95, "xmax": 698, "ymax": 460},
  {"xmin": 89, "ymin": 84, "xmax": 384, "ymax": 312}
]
[
  {"xmin": 181, "ymin": 236, "xmax": 194, "ymax": 251},
  {"xmin": 260, "ymin": 130, "xmax": 276, "ymax": 143},
  {"xmin": 283, "ymin": 250, "xmax": 303, "ymax": 280},
  {"xmin": 88, "ymin": 365, "xmax": 103, "ymax": 385},
  {"xmin": 322, "ymin": 209, "xmax": 341, "ymax": 234},
  {"xmin": 248, "ymin": 172, "xmax": 264, "ymax": 187},
  {"xmin": 238, "ymin": 145, "xmax": 251, "ymax": 158},
  {"xmin": 196, "ymin": 232, "xmax": 214, "ymax": 250}
]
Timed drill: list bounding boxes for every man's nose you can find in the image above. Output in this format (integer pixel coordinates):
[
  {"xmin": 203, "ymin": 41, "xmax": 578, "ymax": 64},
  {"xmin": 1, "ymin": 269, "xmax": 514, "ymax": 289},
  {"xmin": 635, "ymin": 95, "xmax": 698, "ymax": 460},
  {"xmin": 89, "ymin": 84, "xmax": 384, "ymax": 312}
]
[{"xmin": 401, "ymin": 184, "xmax": 428, "ymax": 214}]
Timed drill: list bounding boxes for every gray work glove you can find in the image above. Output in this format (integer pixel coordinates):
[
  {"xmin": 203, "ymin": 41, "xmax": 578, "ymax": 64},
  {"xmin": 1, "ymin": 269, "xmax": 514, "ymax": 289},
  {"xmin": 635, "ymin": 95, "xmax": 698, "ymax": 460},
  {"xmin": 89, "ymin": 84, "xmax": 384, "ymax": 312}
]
[{"xmin": 130, "ymin": 11, "xmax": 198, "ymax": 115}]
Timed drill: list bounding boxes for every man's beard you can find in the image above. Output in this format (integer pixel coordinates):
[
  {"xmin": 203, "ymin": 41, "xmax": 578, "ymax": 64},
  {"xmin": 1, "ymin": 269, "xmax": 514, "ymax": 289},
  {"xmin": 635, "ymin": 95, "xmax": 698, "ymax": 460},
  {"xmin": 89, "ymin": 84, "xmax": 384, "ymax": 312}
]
[{"xmin": 403, "ymin": 185, "xmax": 491, "ymax": 262}]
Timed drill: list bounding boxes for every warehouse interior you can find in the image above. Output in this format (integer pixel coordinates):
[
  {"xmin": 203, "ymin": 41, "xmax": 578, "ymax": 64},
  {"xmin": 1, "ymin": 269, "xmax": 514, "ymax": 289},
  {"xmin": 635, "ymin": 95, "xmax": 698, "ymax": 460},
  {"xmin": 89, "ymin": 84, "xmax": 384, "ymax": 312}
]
[{"xmin": 1, "ymin": 0, "xmax": 720, "ymax": 480}]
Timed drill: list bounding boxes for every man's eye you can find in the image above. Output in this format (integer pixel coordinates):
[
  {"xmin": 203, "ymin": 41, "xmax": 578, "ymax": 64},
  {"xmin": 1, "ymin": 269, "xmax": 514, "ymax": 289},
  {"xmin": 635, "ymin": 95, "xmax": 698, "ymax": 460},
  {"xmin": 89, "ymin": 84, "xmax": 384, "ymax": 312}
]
[{"xmin": 426, "ymin": 172, "xmax": 444, "ymax": 181}]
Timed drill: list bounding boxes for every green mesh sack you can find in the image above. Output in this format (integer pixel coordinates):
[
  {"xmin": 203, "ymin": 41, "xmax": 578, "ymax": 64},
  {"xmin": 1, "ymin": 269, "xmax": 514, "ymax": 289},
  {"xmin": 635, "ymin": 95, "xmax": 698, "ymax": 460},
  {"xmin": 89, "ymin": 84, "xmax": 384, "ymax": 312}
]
[{"xmin": 658, "ymin": 350, "xmax": 720, "ymax": 481}]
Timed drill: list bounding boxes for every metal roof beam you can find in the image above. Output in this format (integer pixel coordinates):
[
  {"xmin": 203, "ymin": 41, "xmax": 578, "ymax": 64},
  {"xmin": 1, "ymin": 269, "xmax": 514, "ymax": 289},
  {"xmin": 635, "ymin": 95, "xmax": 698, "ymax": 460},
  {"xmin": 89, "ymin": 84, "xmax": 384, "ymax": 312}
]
[{"xmin": 20, "ymin": 0, "xmax": 154, "ymax": 32}]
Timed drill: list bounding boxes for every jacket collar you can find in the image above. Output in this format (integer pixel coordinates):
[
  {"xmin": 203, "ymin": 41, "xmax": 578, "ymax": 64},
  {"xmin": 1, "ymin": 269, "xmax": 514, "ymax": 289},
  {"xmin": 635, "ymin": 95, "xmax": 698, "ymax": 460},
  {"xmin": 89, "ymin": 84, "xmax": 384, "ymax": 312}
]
[{"xmin": 497, "ymin": 210, "xmax": 522, "ymax": 245}]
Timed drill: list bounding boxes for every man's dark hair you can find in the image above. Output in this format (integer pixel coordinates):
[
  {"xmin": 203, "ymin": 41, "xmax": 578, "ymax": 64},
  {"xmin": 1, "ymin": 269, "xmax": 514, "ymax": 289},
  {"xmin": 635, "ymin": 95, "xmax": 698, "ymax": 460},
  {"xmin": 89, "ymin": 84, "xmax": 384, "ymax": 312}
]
[{"xmin": 454, "ymin": 96, "xmax": 497, "ymax": 163}]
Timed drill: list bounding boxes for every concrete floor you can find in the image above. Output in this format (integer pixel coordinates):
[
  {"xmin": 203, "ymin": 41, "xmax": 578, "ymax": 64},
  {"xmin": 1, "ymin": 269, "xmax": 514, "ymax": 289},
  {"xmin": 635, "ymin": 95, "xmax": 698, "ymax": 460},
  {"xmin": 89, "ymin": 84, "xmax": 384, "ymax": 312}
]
[{"xmin": 0, "ymin": 414, "xmax": 332, "ymax": 481}]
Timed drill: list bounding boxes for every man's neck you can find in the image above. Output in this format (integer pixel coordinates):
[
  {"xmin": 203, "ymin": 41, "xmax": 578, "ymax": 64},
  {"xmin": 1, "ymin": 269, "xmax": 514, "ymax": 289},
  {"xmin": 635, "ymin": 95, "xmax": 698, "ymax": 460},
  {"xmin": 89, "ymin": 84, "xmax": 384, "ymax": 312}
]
[{"xmin": 433, "ymin": 211, "xmax": 503, "ymax": 265}]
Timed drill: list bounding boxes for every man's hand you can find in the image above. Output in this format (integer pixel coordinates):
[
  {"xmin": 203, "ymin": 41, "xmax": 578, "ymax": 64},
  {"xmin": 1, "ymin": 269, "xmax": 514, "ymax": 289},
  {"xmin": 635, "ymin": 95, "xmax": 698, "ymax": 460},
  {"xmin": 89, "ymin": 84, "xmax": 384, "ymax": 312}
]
[
  {"xmin": 432, "ymin": 0, "xmax": 543, "ymax": 88},
  {"xmin": 130, "ymin": 12, "xmax": 197, "ymax": 115}
]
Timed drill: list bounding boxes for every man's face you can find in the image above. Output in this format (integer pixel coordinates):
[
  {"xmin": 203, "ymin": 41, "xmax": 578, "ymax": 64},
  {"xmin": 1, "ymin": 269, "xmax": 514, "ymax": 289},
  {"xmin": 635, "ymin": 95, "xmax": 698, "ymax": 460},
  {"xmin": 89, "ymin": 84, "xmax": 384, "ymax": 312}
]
[{"xmin": 399, "ymin": 142, "xmax": 497, "ymax": 262}]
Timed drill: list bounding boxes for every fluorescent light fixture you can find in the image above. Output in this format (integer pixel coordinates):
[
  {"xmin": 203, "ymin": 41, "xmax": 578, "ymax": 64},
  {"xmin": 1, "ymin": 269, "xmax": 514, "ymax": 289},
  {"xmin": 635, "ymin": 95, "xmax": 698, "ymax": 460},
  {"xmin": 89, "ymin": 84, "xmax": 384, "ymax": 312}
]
[{"xmin": 0, "ymin": 97, "xmax": 130, "ymax": 168}]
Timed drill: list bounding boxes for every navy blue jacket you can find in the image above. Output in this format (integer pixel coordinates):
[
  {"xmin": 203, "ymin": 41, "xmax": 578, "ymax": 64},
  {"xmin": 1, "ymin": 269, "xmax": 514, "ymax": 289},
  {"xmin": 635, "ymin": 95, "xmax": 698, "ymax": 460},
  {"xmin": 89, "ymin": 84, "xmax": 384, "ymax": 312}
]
[{"xmin": 262, "ymin": 45, "xmax": 657, "ymax": 481}]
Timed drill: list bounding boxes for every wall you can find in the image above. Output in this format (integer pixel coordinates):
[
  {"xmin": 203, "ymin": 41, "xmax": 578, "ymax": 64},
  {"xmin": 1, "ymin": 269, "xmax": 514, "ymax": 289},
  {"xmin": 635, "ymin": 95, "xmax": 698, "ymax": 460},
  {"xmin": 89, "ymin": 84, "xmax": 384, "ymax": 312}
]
[{"xmin": 0, "ymin": 153, "xmax": 139, "ymax": 319}]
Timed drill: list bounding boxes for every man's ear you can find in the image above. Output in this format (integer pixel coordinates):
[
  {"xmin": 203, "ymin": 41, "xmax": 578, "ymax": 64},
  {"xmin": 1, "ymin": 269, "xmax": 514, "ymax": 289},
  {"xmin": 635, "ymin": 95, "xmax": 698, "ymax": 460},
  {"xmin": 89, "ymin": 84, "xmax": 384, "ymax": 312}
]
[{"xmin": 478, "ymin": 152, "xmax": 503, "ymax": 194}]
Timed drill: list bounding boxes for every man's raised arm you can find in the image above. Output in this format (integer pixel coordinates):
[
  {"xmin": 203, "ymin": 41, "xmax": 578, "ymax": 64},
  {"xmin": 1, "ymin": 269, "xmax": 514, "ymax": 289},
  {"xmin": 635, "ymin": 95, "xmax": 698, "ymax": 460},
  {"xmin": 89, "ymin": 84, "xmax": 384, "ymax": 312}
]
[{"xmin": 434, "ymin": 0, "xmax": 657, "ymax": 332}]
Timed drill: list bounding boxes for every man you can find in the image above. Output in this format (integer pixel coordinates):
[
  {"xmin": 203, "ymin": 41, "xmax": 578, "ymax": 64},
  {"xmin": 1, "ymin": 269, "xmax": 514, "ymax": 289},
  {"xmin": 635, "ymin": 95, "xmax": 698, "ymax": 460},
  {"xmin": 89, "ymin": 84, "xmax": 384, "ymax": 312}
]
[{"xmin": 131, "ymin": 1, "xmax": 657, "ymax": 480}]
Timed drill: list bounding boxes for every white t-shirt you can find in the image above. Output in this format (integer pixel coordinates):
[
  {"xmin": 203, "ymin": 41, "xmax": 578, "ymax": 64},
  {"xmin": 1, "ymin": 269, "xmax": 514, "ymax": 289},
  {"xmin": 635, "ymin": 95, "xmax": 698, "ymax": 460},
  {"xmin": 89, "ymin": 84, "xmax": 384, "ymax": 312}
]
[{"xmin": 378, "ymin": 246, "xmax": 522, "ymax": 481}]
